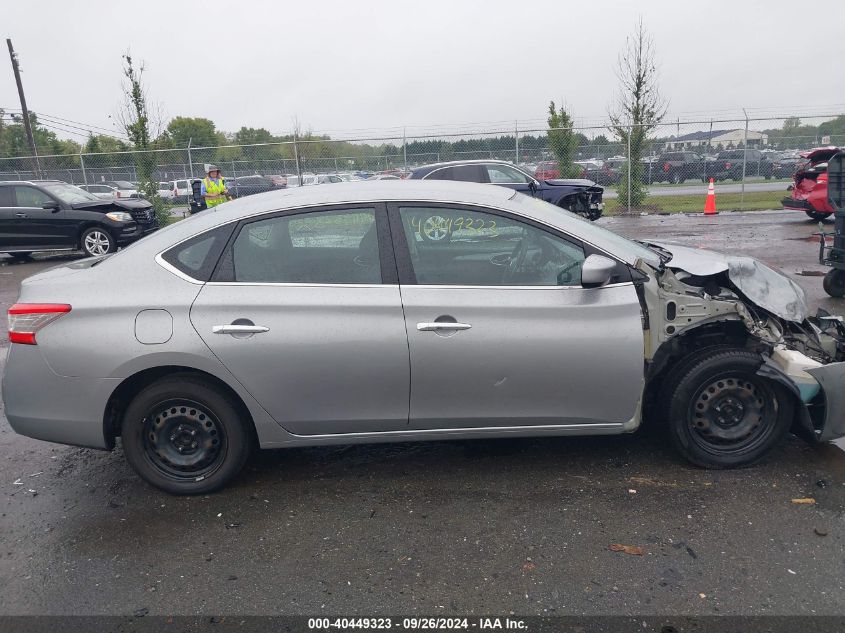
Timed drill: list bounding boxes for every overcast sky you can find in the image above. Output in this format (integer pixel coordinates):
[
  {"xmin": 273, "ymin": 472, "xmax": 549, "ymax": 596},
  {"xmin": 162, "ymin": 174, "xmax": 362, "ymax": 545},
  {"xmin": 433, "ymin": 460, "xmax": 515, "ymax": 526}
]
[{"xmin": 3, "ymin": 0, "xmax": 844, "ymax": 142}]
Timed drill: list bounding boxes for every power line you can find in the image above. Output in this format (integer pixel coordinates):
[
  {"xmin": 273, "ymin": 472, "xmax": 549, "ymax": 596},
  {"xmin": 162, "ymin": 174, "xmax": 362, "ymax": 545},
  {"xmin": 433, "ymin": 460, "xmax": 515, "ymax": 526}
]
[{"xmin": 1, "ymin": 105, "xmax": 129, "ymax": 140}]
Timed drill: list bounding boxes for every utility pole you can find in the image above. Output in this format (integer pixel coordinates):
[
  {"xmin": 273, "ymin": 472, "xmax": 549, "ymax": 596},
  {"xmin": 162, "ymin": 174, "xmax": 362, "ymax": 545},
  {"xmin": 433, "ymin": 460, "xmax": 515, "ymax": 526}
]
[{"xmin": 6, "ymin": 39, "xmax": 40, "ymax": 176}]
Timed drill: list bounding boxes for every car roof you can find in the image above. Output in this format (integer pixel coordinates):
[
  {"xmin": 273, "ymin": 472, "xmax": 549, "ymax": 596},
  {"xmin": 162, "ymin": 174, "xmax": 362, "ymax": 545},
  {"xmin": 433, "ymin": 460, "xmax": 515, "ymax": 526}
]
[
  {"xmin": 131, "ymin": 180, "xmax": 643, "ymax": 268},
  {"xmin": 0, "ymin": 179, "xmax": 65, "ymax": 186}
]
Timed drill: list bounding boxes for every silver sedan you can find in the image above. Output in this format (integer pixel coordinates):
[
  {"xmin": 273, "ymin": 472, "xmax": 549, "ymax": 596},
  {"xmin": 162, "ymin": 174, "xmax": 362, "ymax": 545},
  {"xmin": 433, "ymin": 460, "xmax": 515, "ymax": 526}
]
[{"xmin": 4, "ymin": 181, "xmax": 845, "ymax": 494}]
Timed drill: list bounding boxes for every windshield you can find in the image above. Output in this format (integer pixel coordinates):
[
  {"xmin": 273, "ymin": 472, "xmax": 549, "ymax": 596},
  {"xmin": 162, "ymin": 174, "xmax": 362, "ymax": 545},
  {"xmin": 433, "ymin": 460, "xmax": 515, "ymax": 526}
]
[
  {"xmin": 510, "ymin": 193, "xmax": 663, "ymax": 268},
  {"xmin": 42, "ymin": 183, "xmax": 100, "ymax": 204}
]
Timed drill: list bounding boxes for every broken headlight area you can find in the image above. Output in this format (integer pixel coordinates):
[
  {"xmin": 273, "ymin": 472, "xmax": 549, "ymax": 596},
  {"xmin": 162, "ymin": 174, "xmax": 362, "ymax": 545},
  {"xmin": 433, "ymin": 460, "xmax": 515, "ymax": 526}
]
[{"xmin": 647, "ymin": 257, "xmax": 845, "ymax": 442}]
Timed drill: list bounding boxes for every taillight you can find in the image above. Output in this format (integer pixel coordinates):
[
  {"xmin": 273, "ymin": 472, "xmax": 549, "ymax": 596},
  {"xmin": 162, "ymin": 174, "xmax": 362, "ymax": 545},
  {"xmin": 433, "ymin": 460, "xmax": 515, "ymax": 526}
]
[
  {"xmin": 663, "ymin": 163, "xmax": 670, "ymax": 172},
  {"xmin": 8, "ymin": 304, "xmax": 71, "ymax": 345},
  {"xmin": 725, "ymin": 162, "xmax": 732, "ymax": 169}
]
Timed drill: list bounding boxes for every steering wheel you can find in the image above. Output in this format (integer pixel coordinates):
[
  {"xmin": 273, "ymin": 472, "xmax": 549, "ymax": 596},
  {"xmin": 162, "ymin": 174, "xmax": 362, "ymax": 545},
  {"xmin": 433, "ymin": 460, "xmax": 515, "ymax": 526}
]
[
  {"xmin": 556, "ymin": 260, "xmax": 582, "ymax": 285},
  {"xmin": 505, "ymin": 235, "xmax": 531, "ymax": 282}
]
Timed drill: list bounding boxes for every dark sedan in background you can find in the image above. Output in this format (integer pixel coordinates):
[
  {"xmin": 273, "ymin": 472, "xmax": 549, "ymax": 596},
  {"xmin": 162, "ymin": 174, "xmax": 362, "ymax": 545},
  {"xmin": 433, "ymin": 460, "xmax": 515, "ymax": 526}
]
[
  {"xmin": 408, "ymin": 160, "xmax": 604, "ymax": 221},
  {"xmin": 226, "ymin": 175, "xmax": 285, "ymax": 198}
]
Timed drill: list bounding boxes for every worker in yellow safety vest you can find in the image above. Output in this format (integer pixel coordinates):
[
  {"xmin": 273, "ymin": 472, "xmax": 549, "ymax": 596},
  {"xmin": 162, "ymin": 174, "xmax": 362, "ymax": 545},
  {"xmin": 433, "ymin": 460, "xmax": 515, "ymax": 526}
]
[{"xmin": 201, "ymin": 165, "xmax": 228, "ymax": 208}]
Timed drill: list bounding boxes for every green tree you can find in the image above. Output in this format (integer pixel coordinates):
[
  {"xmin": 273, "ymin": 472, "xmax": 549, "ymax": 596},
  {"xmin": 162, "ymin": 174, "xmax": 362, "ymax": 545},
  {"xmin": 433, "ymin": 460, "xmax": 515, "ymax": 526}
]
[
  {"xmin": 547, "ymin": 101, "xmax": 580, "ymax": 178},
  {"xmin": 118, "ymin": 54, "xmax": 168, "ymax": 225},
  {"xmin": 609, "ymin": 18, "xmax": 667, "ymax": 208},
  {"xmin": 166, "ymin": 116, "xmax": 218, "ymax": 148}
]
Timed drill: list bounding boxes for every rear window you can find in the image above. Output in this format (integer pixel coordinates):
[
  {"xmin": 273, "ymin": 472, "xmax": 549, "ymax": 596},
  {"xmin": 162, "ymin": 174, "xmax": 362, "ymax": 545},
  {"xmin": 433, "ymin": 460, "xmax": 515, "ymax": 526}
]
[
  {"xmin": 160, "ymin": 224, "xmax": 234, "ymax": 281},
  {"xmin": 718, "ymin": 150, "xmax": 744, "ymax": 159},
  {"xmin": 176, "ymin": 180, "xmax": 188, "ymax": 188}
]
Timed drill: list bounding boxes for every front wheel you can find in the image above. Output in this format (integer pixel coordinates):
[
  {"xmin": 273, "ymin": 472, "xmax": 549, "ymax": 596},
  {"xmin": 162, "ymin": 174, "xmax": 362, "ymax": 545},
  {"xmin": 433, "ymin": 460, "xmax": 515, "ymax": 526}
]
[
  {"xmin": 121, "ymin": 375, "xmax": 253, "ymax": 494},
  {"xmin": 823, "ymin": 269, "xmax": 845, "ymax": 298},
  {"xmin": 80, "ymin": 227, "xmax": 115, "ymax": 257},
  {"xmin": 662, "ymin": 349, "xmax": 793, "ymax": 469},
  {"xmin": 806, "ymin": 210, "xmax": 832, "ymax": 222}
]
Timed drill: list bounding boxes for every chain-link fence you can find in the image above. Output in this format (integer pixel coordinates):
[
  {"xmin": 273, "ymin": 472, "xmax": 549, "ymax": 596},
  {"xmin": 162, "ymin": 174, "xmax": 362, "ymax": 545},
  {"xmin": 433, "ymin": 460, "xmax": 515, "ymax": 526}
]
[{"xmin": 1, "ymin": 114, "xmax": 842, "ymax": 211}]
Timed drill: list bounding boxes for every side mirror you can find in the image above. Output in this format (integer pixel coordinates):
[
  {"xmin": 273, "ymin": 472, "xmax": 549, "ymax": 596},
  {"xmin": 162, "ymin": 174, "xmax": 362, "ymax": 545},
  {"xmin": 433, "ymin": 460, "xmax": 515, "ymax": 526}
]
[
  {"xmin": 581, "ymin": 254, "xmax": 617, "ymax": 288},
  {"xmin": 42, "ymin": 200, "xmax": 61, "ymax": 212}
]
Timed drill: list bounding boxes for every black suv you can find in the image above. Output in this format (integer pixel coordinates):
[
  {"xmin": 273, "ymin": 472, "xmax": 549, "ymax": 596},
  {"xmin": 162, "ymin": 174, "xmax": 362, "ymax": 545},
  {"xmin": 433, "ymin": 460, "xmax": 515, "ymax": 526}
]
[{"xmin": 0, "ymin": 180, "xmax": 159, "ymax": 259}]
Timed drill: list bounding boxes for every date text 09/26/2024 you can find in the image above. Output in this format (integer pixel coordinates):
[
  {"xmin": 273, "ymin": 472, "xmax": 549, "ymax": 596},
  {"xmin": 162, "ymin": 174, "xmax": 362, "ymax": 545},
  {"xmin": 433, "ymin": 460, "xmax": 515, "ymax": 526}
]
[{"xmin": 308, "ymin": 617, "xmax": 528, "ymax": 630}]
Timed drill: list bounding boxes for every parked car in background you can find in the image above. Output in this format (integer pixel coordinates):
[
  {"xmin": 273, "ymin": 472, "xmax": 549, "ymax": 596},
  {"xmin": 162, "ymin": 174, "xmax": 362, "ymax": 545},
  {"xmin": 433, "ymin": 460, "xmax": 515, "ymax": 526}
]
[
  {"xmin": 577, "ymin": 159, "xmax": 621, "ymax": 185},
  {"xmin": 158, "ymin": 182, "xmax": 174, "ymax": 201},
  {"xmin": 712, "ymin": 149, "xmax": 773, "ymax": 181},
  {"xmin": 265, "ymin": 175, "xmax": 287, "ymax": 187},
  {"xmin": 78, "ymin": 184, "xmax": 117, "ymax": 200},
  {"xmin": 226, "ymin": 175, "xmax": 283, "ymax": 198},
  {"xmin": 5, "ymin": 180, "xmax": 845, "ymax": 494},
  {"xmin": 781, "ymin": 146, "xmax": 839, "ymax": 221},
  {"xmin": 336, "ymin": 173, "xmax": 363, "ymax": 182},
  {"xmin": 367, "ymin": 174, "xmax": 402, "ymax": 181},
  {"xmin": 171, "ymin": 179, "xmax": 194, "ymax": 203},
  {"xmin": 0, "ymin": 180, "xmax": 158, "ymax": 258},
  {"xmin": 103, "ymin": 180, "xmax": 140, "ymax": 199},
  {"xmin": 534, "ymin": 161, "xmax": 559, "ymax": 180},
  {"xmin": 409, "ymin": 160, "xmax": 604, "ymax": 221},
  {"xmin": 651, "ymin": 152, "xmax": 706, "ymax": 184},
  {"xmin": 772, "ymin": 154, "xmax": 803, "ymax": 179}
]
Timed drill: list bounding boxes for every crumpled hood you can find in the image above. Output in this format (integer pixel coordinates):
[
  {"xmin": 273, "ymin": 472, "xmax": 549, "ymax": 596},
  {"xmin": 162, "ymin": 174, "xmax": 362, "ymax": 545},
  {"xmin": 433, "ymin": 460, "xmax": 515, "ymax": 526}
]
[
  {"xmin": 648, "ymin": 241, "xmax": 807, "ymax": 322},
  {"xmin": 71, "ymin": 198, "xmax": 152, "ymax": 211}
]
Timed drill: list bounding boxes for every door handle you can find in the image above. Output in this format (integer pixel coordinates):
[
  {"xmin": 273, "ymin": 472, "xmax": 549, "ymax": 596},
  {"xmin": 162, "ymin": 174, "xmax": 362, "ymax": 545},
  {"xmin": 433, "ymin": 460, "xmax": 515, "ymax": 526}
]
[
  {"xmin": 15, "ymin": 213, "xmax": 27, "ymax": 218},
  {"xmin": 417, "ymin": 322, "xmax": 472, "ymax": 332},
  {"xmin": 212, "ymin": 324, "xmax": 270, "ymax": 334}
]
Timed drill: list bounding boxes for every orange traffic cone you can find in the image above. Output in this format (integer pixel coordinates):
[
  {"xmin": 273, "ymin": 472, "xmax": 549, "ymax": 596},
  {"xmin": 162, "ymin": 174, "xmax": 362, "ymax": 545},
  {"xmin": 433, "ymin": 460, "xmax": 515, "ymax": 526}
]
[{"xmin": 704, "ymin": 178, "xmax": 717, "ymax": 215}]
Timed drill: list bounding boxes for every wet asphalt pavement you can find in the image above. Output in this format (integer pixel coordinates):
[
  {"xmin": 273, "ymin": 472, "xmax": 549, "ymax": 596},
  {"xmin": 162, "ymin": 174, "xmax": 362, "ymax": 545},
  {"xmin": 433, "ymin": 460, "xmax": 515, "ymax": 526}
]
[{"xmin": 0, "ymin": 209, "xmax": 844, "ymax": 617}]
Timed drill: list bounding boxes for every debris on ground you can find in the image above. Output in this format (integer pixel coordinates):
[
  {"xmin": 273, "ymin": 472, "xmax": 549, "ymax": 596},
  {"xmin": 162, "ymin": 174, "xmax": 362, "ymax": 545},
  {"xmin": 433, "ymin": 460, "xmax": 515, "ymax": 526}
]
[
  {"xmin": 814, "ymin": 527, "xmax": 829, "ymax": 537},
  {"xmin": 609, "ymin": 544, "xmax": 645, "ymax": 556},
  {"xmin": 791, "ymin": 498, "xmax": 816, "ymax": 505}
]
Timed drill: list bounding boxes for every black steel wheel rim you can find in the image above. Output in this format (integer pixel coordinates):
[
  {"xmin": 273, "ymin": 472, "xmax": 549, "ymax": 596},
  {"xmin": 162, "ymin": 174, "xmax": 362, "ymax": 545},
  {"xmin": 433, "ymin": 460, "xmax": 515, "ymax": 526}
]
[
  {"xmin": 141, "ymin": 399, "xmax": 227, "ymax": 480},
  {"xmin": 687, "ymin": 372, "xmax": 776, "ymax": 455}
]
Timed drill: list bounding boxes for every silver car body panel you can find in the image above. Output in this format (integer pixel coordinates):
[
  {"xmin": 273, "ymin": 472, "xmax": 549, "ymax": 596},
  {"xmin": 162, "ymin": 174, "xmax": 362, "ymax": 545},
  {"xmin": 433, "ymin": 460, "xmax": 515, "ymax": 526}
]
[
  {"xmin": 400, "ymin": 283, "xmax": 644, "ymax": 429},
  {"xmin": 190, "ymin": 283, "xmax": 411, "ymax": 434},
  {"xmin": 3, "ymin": 181, "xmax": 843, "ymax": 451}
]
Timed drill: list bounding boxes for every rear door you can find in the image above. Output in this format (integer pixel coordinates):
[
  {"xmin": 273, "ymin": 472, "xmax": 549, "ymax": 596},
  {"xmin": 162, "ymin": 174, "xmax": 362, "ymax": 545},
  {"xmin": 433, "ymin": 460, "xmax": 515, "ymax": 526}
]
[
  {"xmin": 389, "ymin": 203, "xmax": 644, "ymax": 431},
  {"xmin": 10, "ymin": 185, "xmax": 75, "ymax": 249},
  {"xmin": 190, "ymin": 204, "xmax": 411, "ymax": 435}
]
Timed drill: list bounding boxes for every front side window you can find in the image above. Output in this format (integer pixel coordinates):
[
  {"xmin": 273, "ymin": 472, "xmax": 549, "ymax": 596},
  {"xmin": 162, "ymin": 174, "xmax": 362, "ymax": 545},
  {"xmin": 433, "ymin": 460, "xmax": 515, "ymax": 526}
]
[
  {"xmin": 399, "ymin": 206, "xmax": 585, "ymax": 286},
  {"xmin": 13, "ymin": 186, "xmax": 54, "ymax": 208},
  {"xmin": 486, "ymin": 164, "xmax": 530, "ymax": 184},
  {"xmin": 231, "ymin": 208, "xmax": 380, "ymax": 284}
]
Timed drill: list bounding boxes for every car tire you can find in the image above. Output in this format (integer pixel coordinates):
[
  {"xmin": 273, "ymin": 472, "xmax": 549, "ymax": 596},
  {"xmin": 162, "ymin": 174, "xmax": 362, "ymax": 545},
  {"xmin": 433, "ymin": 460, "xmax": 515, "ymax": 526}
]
[
  {"xmin": 121, "ymin": 375, "xmax": 254, "ymax": 495},
  {"xmin": 662, "ymin": 348, "xmax": 793, "ymax": 469},
  {"xmin": 8, "ymin": 252, "xmax": 32, "ymax": 260},
  {"xmin": 805, "ymin": 210, "xmax": 832, "ymax": 222},
  {"xmin": 80, "ymin": 227, "xmax": 115, "ymax": 257},
  {"xmin": 823, "ymin": 269, "xmax": 845, "ymax": 298}
]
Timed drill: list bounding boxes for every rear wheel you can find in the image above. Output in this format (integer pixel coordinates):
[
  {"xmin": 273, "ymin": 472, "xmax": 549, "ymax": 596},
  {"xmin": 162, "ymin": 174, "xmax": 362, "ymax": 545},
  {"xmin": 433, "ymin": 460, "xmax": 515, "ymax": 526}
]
[
  {"xmin": 121, "ymin": 375, "xmax": 253, "ymax": 494},
  {"xmin": 805, "ymin": 210, "xmax": 832, "ymax": 222},
  {"xmin": 823, "ymin": 269, "xmax": 845, "ymax": 298},
  {"xmin": 80, "ymin": 227, "xmax": 115, "ymax": 257},
  {"xmin": 662, "ymin": 349, "xmax": 793, "ymax": 468}
]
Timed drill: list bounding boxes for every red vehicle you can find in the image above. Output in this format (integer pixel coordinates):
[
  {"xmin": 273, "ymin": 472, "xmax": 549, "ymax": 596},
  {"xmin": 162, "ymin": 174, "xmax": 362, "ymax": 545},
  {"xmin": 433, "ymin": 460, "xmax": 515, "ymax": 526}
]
[
  {"xmin": 534, "ymin": 161, "xmax": 560, "ymax": 180},
  {"xmin": 782, "ymin": 146, "xmax": 839, "ymax": 221}
]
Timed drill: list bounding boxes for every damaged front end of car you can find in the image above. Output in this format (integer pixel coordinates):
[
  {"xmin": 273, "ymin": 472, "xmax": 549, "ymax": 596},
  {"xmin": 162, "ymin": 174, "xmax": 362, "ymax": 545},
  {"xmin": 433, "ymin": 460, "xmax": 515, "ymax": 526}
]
[{"xmin": 637, "ymin": 241, "xmax": 845, "ymax": 442}]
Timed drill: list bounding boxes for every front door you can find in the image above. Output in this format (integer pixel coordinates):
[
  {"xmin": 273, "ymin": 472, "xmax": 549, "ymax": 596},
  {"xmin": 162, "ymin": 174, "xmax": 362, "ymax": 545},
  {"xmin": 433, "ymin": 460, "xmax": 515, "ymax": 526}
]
[
  {"xmin": 190, "ymin": 205, "xmax": 410, "ymax": 435},
  {"xmin": 11, "ymin": 185, "xmax": 74, "ymax": 249},
  {"xmin": 390, "ymin": 203, "xmax": 644, "ymax": 431}
]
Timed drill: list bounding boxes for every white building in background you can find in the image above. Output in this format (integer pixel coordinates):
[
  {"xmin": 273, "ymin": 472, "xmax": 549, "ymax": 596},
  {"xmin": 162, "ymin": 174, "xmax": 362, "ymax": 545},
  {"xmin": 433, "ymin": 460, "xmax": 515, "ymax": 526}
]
[{"xmin": 669, "ymin": 129, "xmax": 769, "ymax": 150}]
